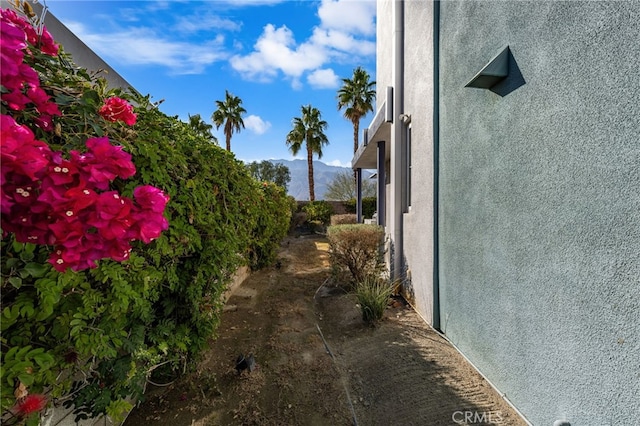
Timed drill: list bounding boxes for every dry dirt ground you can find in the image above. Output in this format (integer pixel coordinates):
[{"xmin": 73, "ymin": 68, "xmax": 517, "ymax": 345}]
[{"xmin": 123, "ymin": 234, "xmax": 527, "ymax": 426}]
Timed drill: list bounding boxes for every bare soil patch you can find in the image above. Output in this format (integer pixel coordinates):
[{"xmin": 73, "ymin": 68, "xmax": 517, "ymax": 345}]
[{"xmin": 124, "ymin": 234, "xmax": 526, "ymax": 426}]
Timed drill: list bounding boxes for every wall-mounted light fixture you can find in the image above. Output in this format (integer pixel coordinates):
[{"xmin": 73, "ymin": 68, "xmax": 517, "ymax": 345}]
[
  {"xmin": 465, "ymin": 46, "xmax": 510, "ymax": 89},
  {"xmin": 385, "ymin": 86, "xmax": 394, "ymax": 122}
]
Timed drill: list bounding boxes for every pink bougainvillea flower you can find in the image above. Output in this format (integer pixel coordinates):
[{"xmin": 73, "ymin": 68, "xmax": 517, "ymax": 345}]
[
  {"xmin": 63, "ymin": 186, "xmax": 98, "ymax": 213},
  {"xmin": 0, "ymin": 115, "xmax": 51, "ymax": 180},
  {"xmin": 71, "ymin": 137, "xmax": 136, "ymax": 189},
  {"xmin": 0, "ymin": 114, "xmax": 27, "ymax": 153},
  {"xmin": 12, "ymin": 142, "xmax": 52, "ymax": 181},
  {"xmin": 36, "ymin": 25, "xmax": 59, "ymax": 56},
  {"xmin": 133, "ymin": 185, "xmax": 170, "ymax": 213},
  {"xmin": 0, "ymin": 16, "xmax": 27, "ymax": 50},
  {"xmin": 27, "ymin": 85, "xmax": 61, "ymax": 115},
  {"xmin": 98, "ymin": 97, "xmax": 137, "ymax": 126},
  {"xmin": 1, "ymin": 8, "xmax": 57, "ymax": 56},
  {"xmin": 2, "ymin": 8, "xmax": 36, "ymax": 46},
  {"xmin": 15, "ymin": 394, "xmax": 47, "ymax": 417},
  {"xmin": 43, "ymin": 159, "xmax": 78, "ymax": 186},
  {"xmin": 0, "ymin": 18, "xmax": 27, "ymax": 76},
  {"xmin": 1, "ymin": 89, "xmax": 30, "ymax": 110},
  {"xmin": 87, "ymin": 191, "xmax": 134, "ymax": 240},
  {"xmin": 129, "ymin": 211, "xmax": 169, "ymax": 244}
]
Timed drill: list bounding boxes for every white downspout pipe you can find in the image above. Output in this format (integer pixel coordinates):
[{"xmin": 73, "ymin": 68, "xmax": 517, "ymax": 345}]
[{"xmin": 390, "ymin": 0, "xmax": 405, "ymax": 280}]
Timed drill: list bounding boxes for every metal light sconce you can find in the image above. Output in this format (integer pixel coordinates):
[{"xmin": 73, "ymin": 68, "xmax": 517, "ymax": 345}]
[{"xmin": 465, "ymin": 46, "xmax": 510, "ymax": 89}]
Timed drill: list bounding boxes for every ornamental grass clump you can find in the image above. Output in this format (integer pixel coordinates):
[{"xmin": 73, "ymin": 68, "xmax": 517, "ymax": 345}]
[
  {"xmin": 327, "ymin": 224, "xmax": 385, "ymax": 287},
  {"xmin": 356, "ymin": 276, "xmax": 393, "ymax": 324}
]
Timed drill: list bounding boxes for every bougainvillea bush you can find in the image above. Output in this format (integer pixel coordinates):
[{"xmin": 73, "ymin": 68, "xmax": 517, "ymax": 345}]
[{"xmin": 1, "ymin": 4, "xmax": 291, "ymax": 424}]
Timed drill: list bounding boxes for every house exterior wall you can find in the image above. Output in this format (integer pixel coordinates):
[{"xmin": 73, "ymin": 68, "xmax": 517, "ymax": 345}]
[
  {"xmin": 374, "ymin": 0, "xmax": 394, "ymax": 273},
  {"xmin": 375, "ymin": 0, "xmax": 393, "ymax": 109},
  {"xmin": 24, "ymin": 1, "xmax": 135, "ymax": 91},
  {"xmin": 437, "ymin": 1, "xmax": 640, "ymax": 425},
  {"xmin": 401, "ymin": 2, "xmax": 435, "ymax": 324}
]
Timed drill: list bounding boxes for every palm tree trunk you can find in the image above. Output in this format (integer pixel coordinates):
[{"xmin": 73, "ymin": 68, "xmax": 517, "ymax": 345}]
[
  {"xmin": 353, "ymin": 119, "xmax": 360, "ymax": 184},
  {"xmin": 226, "ymin": 134, "xmax": 231, "ymax": 151},
  {"xmin": 353, "ymin": 120, "xmax": 360, "ymax": 154},
  {"xmin": 307, "ymin": 145, "xmax": 315, "ymax": 201}
]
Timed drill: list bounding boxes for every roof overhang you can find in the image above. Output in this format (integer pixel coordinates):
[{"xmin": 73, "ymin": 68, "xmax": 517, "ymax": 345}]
[{"xmin": 352, "ymin": 98, "xmax": 392, "ymax": 169}]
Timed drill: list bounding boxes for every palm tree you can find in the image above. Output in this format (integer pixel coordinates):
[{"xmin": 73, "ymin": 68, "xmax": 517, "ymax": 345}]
[
  {"xmin": 286, "ymin": 105, "xmax": 329, "ymax": 201},
  {"xmin": 337, "ymin": 67, "xmax": 376, "ymax": 154},
  {"xmin": 212, "ymin": 90, "xmax": 246, "ymax": 151},
  {"xmin": 188, "ymin": 113, "xmax": 217, "ymax": 144}
]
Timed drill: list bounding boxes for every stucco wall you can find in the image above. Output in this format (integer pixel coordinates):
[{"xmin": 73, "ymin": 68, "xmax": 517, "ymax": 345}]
[
  {"xmin": 437, "ymin": 1, "xmax": 640, "ymax": 424},
  {"xmin": 375, "ymin": 0, "xmax": 393, "ymax": 110},
  {"xmin": 402, "ymin": 1, "xmax": 435, "ymax": 324}
]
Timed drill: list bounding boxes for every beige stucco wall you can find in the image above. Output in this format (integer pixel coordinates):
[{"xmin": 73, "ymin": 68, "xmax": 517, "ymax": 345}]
[
  {"xmin": 374, "ymin": 0, "xmax": 435, "ymax": 323},
  {"xmin": 400, "ymin": 1, "xmax": 435, "ymax": 324}
]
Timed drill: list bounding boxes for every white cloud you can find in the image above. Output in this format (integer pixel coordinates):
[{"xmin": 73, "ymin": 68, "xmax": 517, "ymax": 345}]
[
  {"xmin": 244, "ymin": 115, "xmax": 272, "ymax": 135},
  {"xmin": 230, "ymin": 24, "xmax": 326, "ymax": 82},
  {"xmin": 175, "ymin": 14, "xmax": 242, "ymax": 33},
  {"xmin": 326, "ymin": 159, "xmax": 352, "ymax": 168},
  {"xmin": 65, "ymin": 22, "xmax": 228, "ymax": 74},
  {"xmin": 310, "ymin": 27, "xmax": 376, "ymax": 56},
  {"xmin": 307, "ymin": 68, "xmax": 339, "ymax": 89},
  {"xmin": 317, "ymin": 0, "xmax": 376, "ymax": 36},
  {"xmin": 230, "ymin": 0, "xmax": 375, "ymax": 87}
]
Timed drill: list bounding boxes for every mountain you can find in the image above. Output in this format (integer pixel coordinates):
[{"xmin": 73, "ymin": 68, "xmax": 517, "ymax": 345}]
[{"xmin": 269, "ymin": 159, "xmax": 353, "ymax": 201}]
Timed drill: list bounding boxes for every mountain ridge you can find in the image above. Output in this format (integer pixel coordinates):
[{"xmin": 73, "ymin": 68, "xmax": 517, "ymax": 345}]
[{"xmin": 269, "ymin": 159, "xmax": 352, "ymax": 200}]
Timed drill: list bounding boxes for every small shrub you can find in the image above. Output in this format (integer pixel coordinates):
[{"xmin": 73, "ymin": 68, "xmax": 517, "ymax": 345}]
[
  {"xmin": 330, "ymin": 214, "xmax": 358, "ymax": 226},
  {"xmin": 327, "ymin": 224, "xmax": 385, "ymax": 286},
  {"xmin": 302, "ymin": 200, "xmax": 334, "ymax": 225},
  {"xmin": 344, "ymin": 197, "xmax": 377, "ymax": 219},
  {"xmin": 356, "ymin": 276, "xmax": 393, "ymax": 323}
]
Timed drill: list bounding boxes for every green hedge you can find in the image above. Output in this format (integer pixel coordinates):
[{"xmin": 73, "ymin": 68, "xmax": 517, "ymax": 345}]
[
  {"xmin": 0, "ymin": 14, "xmax": 291, "ymax": 422},
  {"xmin": 344, "ymin": 196, "xmax": 377, "ymax": 219}
]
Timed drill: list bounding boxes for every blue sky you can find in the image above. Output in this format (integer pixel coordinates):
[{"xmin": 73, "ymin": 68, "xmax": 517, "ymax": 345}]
[{"xmin": 44, "ymin": 0, "xmax": 377, "ymax": 167}]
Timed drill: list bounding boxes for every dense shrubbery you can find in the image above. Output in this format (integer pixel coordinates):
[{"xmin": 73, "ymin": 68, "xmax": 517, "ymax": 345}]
[
  {"xmin": 326, "ymin": 224, "xmax": 385, "ymax": 287},
  {"xmin": 301, "ymin": 200, "xmax": 334, "ymax": 225},
  {"xmin": 1, "ymin": 6, "xmax": 290, "ymax": 424},
  {"xmin": 344, "ymin": 196, "xmax": 377, "ymax": 219},
  {"xmin": 330, "ymin": 214, "xmax": 358, "ymax": 226}
]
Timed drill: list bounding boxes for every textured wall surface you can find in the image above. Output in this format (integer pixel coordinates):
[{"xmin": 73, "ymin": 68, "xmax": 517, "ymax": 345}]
[
  {"xmin": 375, "ymin": 0, "xmax": 393, "ymax": 110},
  {"xmin": 437, "ymin": 1, "xmax": 640, "ymax": 424},
  {"xmin": 402, "ymin": 1, "xmax": 435, "ymax": 324}
]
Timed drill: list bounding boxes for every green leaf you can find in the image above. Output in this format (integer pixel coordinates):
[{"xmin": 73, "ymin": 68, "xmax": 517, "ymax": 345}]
[
  {"xmin": 33, "ymin": 353, "xmax": 54, "ymax": 369},
  {"xmin": 24, "ymin": 262, "xmax": 49, "ymax": 278},
  {"xmin": 19, "ymin": 251, "xmax": 34, "ymax": 262},
  {"xmin": 17, "ymin": 373, "xmax": 34, "ymax": 386},
  {"xmin": 81, "ymin": 89, "xmax": 100, "ymax": 106},
  {"xmin": 11, "ymin": 240, "xmax": 23, "ymax": 252},
  {"xmin": 5, "ymin": 258, "xmax": 20, "ymax": 269},
  {"xmin": 8, "ymin": 276, "xmax": 22, "ymax": 289},
  {"xmin": 91, "ymin": 122, "xmax": 105, "ymax": 136}
]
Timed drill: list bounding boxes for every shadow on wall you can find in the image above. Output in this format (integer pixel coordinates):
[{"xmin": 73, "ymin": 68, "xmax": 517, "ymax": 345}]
[
  {"xmin": 490, "ymin": 49, "xmax": 526, "ymax": 97},
  {"xmin": 399, "ymin": 254, "xmax": 416, "ymax": 307}
]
